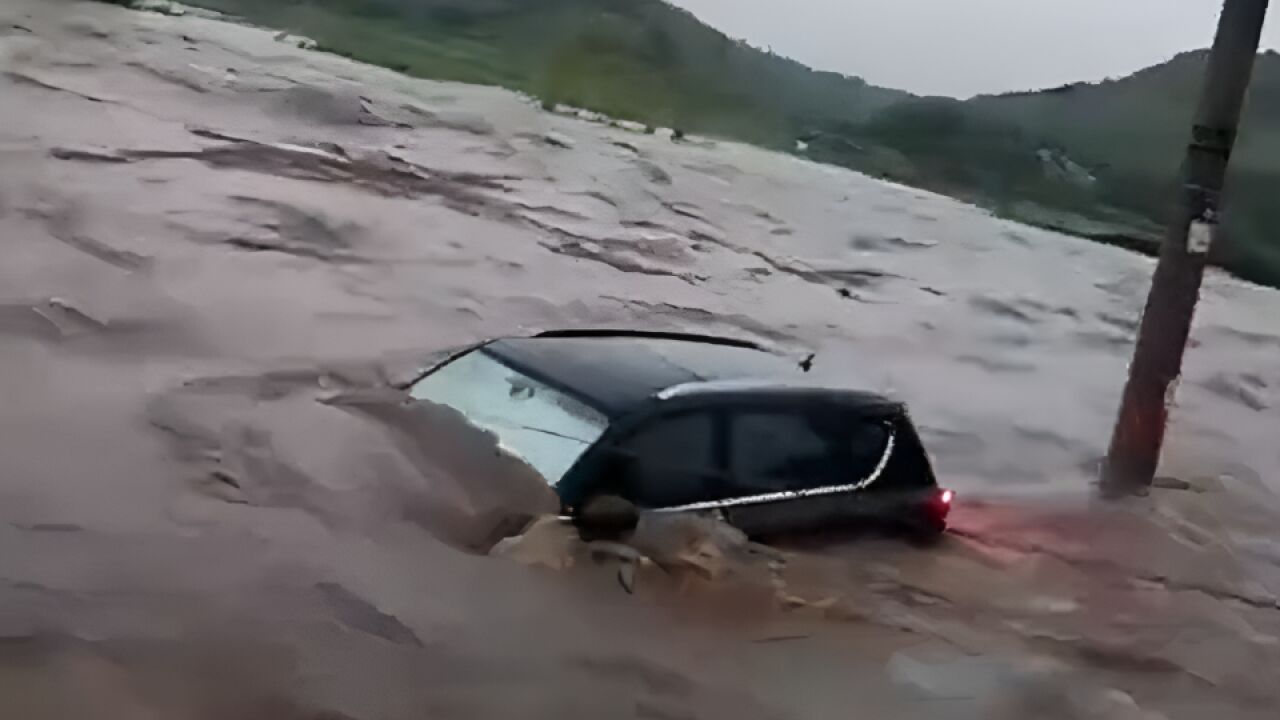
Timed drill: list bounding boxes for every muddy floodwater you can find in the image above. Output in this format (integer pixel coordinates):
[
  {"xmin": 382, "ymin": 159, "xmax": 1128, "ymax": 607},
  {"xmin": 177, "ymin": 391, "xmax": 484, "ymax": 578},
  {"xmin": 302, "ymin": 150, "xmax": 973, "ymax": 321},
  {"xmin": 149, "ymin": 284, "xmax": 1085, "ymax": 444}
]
[{"xmin": 2, "ymin": 1, "xmax": 1280, "ymax": 718}]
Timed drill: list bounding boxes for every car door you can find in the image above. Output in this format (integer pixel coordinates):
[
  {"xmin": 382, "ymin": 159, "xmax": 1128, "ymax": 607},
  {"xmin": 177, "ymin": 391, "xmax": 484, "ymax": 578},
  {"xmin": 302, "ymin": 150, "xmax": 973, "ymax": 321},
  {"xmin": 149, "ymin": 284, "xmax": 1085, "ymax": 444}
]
[
  {"xmin": 589, "ymin": 410, "xmax": 730, "ymax": 510},
  {"xmin": 721, "ymin": 405, "xmax": 894, "ymax": 536}
]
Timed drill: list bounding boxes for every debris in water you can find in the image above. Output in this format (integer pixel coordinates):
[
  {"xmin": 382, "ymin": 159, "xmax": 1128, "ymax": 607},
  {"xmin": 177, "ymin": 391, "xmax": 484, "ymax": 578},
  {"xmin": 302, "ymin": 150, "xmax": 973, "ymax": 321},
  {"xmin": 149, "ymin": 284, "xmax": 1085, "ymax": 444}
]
[
  {"xmin": 618, "ymin": 563, "xmax": 636, "ymax": 594},
  {"xmin": 1152, "ymin": 476, "xmax": 1194, "ymax": 491},
  {"xmin": 752, "ymin": 634, "xmax": 809, "ymax": 644},
  {"xmin": 542, "ymin": 132, "xmax": 575, "ymax": 149}
]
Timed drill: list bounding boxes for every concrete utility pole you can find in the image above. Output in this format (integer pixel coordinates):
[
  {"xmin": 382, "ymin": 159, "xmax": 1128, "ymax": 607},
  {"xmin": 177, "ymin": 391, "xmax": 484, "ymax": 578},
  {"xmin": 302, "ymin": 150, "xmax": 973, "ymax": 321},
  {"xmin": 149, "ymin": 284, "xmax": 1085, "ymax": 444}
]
[{"xmin": 1101, "ymin": 0, "xmax": 1271, "ymax": 496}]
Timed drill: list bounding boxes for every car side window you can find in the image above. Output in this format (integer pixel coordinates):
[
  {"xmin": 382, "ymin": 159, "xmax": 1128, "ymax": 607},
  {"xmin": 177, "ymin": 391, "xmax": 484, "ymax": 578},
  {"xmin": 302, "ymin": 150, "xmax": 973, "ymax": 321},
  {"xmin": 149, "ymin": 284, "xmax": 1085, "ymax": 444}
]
[
  {"xmin": 729, "ymin": 411, "xmax": 836, "ymax": 493},
  {"xmin": 607, "ymin": 412, "xmax": 720, "ymax": 508},
  {"xmin": 848, "ymin": 418, "xmax": 893, "ymax": 486},
  {"xmin": 728, "ymin": 409, "xmax": 891, "ymax": 493}
]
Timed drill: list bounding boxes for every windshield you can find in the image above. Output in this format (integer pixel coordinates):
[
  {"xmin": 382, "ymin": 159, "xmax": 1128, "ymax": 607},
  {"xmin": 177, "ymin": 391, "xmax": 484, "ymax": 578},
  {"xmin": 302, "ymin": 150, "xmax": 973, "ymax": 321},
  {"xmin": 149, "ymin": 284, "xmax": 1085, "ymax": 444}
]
[{"xmin": 408, "ymin": 349, "xmax": 609, "ymax": 486}]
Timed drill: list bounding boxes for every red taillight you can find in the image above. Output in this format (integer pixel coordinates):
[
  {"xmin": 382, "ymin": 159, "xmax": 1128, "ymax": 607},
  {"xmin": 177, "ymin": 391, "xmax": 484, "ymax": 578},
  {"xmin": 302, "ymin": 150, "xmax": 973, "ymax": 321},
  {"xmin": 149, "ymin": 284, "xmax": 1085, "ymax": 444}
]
[{"xmin": 940, "ymin": 489, "xmax": 954, "ymax": 505}]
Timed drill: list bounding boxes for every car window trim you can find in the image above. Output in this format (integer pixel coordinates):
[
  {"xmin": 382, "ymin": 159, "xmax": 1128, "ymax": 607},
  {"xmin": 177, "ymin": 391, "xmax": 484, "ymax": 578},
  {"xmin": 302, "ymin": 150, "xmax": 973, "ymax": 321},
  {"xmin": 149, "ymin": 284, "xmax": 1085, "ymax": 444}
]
[
  {"xmin": 652, "ymin": 428, "xmax": 896, "ymax": 513},
  {"xmin": 399, "ymin": 341, "xmax": 490, "ymax": 389}
]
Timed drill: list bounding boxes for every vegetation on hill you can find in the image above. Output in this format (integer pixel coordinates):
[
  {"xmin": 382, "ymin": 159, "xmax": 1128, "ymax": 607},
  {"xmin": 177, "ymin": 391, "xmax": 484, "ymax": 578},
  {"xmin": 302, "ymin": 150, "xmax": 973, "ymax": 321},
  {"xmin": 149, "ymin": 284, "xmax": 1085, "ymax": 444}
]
[
  {"xmin": 969, "ymin": 50, "xmax": 1280, "ymax": 286},
  {"xmin": 116, "ymin": 0, "xmax": 1280, "ymax": 287},
  {"xmin": 180, "ymin": 0, "xmax": 908, "ymax": 148}
]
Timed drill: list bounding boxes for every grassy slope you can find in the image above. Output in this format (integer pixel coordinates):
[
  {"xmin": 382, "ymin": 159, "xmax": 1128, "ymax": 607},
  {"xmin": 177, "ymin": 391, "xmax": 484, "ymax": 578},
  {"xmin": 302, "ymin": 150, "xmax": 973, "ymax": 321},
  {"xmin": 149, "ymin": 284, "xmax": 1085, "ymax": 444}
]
[
  {"xmin": 968, "ymin": 51, "xmax": 1280, "ymax": 285},
  {"xmin": 139, "ymin": 0, "xmax": 1278, "ymax": 286},
  {"xmin": 183, "ymin": 0, "xmax": 909, "ymax": 149}
]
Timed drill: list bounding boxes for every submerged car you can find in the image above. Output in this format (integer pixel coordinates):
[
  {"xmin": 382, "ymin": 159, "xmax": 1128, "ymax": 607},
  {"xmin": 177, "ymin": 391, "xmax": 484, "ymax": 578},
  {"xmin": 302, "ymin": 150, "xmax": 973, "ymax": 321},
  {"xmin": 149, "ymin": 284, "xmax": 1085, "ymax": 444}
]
[{"xmin": 406, "ymin": 330, "xmax": 952, "ymax": 539}]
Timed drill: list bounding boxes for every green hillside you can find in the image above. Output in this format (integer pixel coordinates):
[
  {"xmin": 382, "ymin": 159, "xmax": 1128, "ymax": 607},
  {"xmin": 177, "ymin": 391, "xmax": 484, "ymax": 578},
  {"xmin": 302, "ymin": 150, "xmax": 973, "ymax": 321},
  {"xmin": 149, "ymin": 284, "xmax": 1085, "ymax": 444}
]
[
  {"xmin": 177, "ymin": 0, "xmax": 908, "ymax": 148},
  {"xmin": 967, "ymin": 50, "xmax": 1280, "ymax": 285},
  {"xmin": 117, "ymin": 0, "xmax": 1279, "ymax": 287}
]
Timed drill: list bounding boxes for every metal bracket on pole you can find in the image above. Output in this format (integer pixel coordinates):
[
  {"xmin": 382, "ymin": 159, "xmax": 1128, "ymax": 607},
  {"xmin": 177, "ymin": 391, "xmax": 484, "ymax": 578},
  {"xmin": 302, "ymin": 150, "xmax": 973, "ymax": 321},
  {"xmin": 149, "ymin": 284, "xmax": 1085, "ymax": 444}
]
[{"xmin": 1190, "ymin": 124, "xmax": 1237, "ymax": 160}]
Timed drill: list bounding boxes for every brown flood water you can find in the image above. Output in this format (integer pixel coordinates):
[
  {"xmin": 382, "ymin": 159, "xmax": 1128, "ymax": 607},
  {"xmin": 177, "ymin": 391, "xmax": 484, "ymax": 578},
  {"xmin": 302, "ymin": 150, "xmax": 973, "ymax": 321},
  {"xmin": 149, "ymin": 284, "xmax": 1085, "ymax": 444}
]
[{"xmin": 2, "ymin": 2, "xmax": 1280, "ymax": 717}]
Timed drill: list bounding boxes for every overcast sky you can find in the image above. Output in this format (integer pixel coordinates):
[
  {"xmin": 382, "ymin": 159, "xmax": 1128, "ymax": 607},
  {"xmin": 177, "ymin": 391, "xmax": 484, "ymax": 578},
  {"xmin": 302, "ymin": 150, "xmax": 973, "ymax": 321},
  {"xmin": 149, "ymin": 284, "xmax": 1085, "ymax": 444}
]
[{"xmin": 668, "ymin": 0, "xmax": 1280, "ymax": 98}]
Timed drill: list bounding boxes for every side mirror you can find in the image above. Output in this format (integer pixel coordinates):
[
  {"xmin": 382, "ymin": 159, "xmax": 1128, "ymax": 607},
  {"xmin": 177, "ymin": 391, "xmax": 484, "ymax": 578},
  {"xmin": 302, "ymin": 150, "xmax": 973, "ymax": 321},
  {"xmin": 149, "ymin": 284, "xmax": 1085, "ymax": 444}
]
[{"xmin": 574, "ymin": 495, "xmax": 641, "ymax": 540}]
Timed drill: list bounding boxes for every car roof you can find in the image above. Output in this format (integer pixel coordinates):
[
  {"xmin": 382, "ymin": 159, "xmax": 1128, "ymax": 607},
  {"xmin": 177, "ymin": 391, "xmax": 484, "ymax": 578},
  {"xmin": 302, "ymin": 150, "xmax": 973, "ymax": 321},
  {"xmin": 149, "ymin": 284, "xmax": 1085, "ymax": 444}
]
[{"xmin": 480, "ymin": 332, "xmax": 896, "ymax": 418}]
